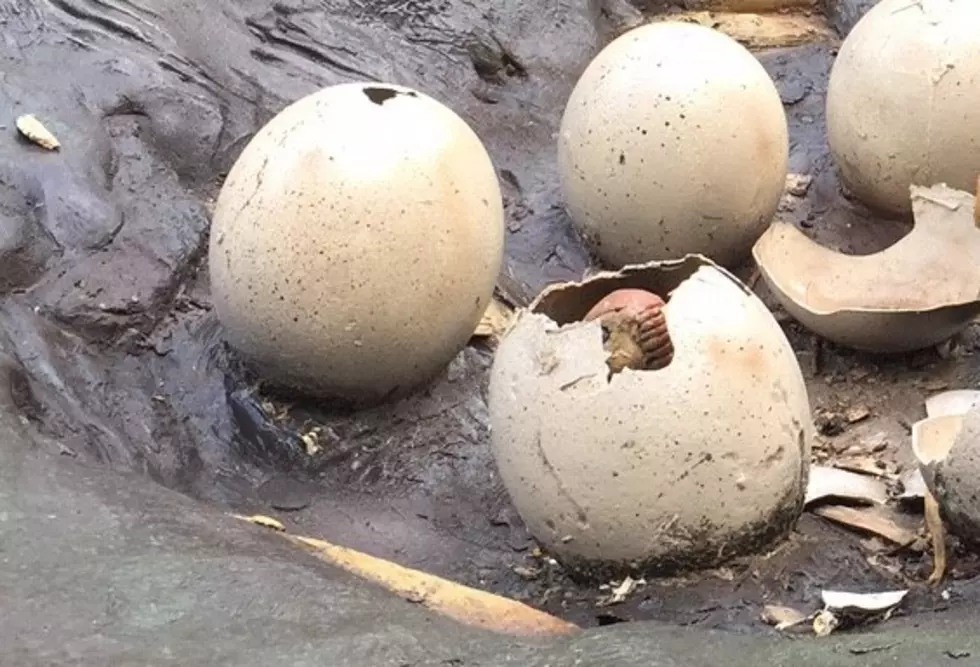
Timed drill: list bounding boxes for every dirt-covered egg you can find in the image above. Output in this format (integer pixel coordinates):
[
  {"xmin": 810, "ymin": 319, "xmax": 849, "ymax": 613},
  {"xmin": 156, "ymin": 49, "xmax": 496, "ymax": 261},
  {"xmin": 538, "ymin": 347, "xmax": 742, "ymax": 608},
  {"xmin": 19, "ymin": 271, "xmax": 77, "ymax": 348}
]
[
  {"xmin": 209, "ymin": 82, "xmax": 504, "ymax": 405},
  {"xmin": 557, "ymin": 22, "xmax": 788, "ymax": 269},
  {"xmin": 914, "ymin": 406, "xmax": 980, "ymax": 548},
  {"xmin": 827, "ymin": 0, "xmax": 980, "ymax": 216},
  {"xmin": 488, "ymin": 257, "xmax": 811, "ymax": 578}
]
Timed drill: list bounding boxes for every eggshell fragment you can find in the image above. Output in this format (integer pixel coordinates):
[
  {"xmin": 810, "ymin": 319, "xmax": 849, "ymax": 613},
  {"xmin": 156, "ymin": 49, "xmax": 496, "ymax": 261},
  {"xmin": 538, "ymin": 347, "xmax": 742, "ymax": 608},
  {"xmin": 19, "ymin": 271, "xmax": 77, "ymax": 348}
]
[
  {"xmin": 15, "ymin": 114, "xmax": 60, "ymax": 150},
  {"xmin": 488, "ymin": 256, "xmax": 811, "ymax": 578},
  {"xmin": 557, "ymin": 22, "xmax": 788, "ymax": 269},
  {"xmin": 826, "ymin": 0, "xmax": 980, "ymax": 215},
  {"xmin": 925, "ymin": 390, "xmax": 980, "ymax": 419},
  {"xmin": 209, "ymin": 82, "xmax": 504, "ymax": 405},
  {"xmin": 753, "ymin": 183, "xmax": 980, "ymax": 353},
  {"xmin": 805, "ymin": 465, "xmax": 888, "ymax": 507}
]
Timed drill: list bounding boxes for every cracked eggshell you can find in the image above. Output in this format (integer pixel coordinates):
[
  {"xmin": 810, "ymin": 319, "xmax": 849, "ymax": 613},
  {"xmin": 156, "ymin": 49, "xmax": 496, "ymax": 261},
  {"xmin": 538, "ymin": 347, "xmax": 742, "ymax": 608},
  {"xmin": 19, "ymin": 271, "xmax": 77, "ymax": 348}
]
[
  {"xmin": 826, "ymin": 0, "xmax": 980, "ymax": 216},
  {"xmin": 926, "ymin": 390, "xmax": 980, "ymax": 419},
  {"xmin": 557, "ymin": 22, "xmax": 788, "ymax": 269},
  {"xmin": 913, "ymin": 408, "xmax": 980, "ymax": 547},
  {"xmin": 209, "ymin": 82, "xmax": 504, "ymax": 405},
  {"xmin": 753, "ymin": 183, "xmax": 980, "ymax": 353},
  {"xmin": 934, "ymin": 407, "xmax": 980, "ymax": 546},
  {"xmin": 488, "ymin": 256, "xmax": 811, "ymax": 577}
]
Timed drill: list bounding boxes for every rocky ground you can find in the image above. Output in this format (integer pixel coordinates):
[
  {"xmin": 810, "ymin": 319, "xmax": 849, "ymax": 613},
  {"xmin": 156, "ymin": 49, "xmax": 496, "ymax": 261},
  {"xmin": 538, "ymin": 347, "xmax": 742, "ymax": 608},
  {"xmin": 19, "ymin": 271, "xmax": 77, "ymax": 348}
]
[{"xmin": 2, "ymin": 0, "xmax": 980, "ymax": 662}]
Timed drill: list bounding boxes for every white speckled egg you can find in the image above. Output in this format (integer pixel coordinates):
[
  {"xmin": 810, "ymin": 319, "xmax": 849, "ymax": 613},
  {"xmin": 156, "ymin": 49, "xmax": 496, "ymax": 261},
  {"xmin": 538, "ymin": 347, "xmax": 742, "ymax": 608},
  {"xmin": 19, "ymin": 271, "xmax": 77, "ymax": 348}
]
[
  {"xmin": 827, "ymin": 0, "xmax": 980, "ymax": 216},
  {"xmin": 488, "ymin": 257, "xmax": 811, "ymax": 577},
  {"xmin": 209, "ymin": 82, "xmax": 504, "ymax": 405},
  {"xmin": 557, "ymin": 22, "xmax": 789, "ymax": 269}
]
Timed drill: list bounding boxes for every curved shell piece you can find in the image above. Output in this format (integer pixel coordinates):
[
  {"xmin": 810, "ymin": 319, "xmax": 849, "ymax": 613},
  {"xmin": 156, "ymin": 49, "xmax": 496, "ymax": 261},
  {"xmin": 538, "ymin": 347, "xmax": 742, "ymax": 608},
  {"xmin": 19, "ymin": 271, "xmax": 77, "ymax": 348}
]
[
  {"xmin": 753, "ymin": 183, "xmax": 980, "ymax": 353},
  {"xmin": 926, "ymin": 390, "xmax": 980, "ymax": 420}
]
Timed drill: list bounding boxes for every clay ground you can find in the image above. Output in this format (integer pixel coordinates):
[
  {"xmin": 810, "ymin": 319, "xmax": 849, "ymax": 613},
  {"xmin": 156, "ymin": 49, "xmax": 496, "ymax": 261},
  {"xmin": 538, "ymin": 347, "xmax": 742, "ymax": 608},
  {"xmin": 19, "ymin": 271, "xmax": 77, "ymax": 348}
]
[{"xmin": 2, "ymin": 0, "xmax": 979, "ymax": 646}]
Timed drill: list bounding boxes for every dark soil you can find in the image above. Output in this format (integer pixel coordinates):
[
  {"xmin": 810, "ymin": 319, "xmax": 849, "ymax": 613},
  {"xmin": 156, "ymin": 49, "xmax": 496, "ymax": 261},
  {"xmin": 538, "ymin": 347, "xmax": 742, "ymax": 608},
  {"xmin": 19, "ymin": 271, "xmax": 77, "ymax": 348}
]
[{"xmin": 2, "ymin": 0, "xmax": 978, "ymax": 639}]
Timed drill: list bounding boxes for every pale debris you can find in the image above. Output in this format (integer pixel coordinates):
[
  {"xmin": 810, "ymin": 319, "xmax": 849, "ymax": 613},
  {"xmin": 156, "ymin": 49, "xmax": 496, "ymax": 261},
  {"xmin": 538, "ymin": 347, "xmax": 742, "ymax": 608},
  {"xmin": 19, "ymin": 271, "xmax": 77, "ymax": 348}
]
[
  {"xmin": 473, "ymin": 296, "xmax": 515, "ymax": 340},
  {"xmin": 232, "ymin": 513, "xmax": 286, "ymax": 532},
  {"xmin": 805, "ymin": 465, "xmax": 889, "ymax": 506},
  {"xmin": 897, "ymin": 466, "xmax": 928, "ymax": 502},
  {"xmin": 821, "ymin": 589, "xmax": 908, "ymax": 614},
  {"xmin": 301, "ymin": 427, "xmax": 322, "ymax": 456},
  {"xmin": 596, "ymin": 576, "xmax": 642, "ymax": 607},
  {"xmin": 807, "ymin": 589, "xmax": 908, "ymax": 637},
  {"xmin": 16, "ymin": 114, "xmax": 61, "ymax": 150},
  {"xmin": 811, "ymin": 504, "xmax": 919, "ymax": 546},
  {"xmin": 812, "ymin": 610, "xmax": 839, "ymax": 637},
  {"xmin": 925, "ymin": 389, "xmax": 980, "ymax": 419},
  {"xmin": 760, "ymin": 604, "xmax": 809, "ymax": 631}
]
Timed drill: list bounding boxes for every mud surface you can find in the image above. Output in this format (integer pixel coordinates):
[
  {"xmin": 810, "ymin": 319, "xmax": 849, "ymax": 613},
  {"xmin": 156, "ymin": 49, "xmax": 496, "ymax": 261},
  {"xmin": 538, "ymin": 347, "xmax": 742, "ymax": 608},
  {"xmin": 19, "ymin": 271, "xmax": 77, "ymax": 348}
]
[
  {"xmin": 2, "ymin": 0, "xmax": 979, "ymax": 654},
  {"xmin": 5, "ymin": 391, "xmax": 979, "ymax": 666}
]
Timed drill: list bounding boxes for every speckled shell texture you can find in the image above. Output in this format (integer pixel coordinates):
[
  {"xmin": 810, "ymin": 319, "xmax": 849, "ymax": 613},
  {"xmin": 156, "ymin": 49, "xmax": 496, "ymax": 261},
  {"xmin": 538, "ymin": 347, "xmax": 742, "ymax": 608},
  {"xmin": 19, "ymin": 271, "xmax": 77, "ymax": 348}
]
[
  {"xmin": 933, "ymin": 407, "xmax": 980, "ymax": 546},
  {"xmin": 557, "ymin": 22, "xmax": 788, "ymax": 269},
  {"xmin": 209, "ymin": 82, "xmax": 504, "ymax": 403},
  {"xmin": 488, "ymin": 262, "xmax": 811, "ymax": 576},
  {"xmin": 827, "ymin": 0, "xmax": 980, "ymax": 216}
]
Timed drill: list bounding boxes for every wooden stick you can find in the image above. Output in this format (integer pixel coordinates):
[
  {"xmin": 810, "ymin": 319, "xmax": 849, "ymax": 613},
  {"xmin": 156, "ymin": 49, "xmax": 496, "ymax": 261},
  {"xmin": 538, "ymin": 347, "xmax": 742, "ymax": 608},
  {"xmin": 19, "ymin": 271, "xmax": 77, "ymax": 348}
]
[
  {"xmin": 290, "ymin": 534, "xmax": 579, "ymax": 637},
  {"xmin": 924, "ymin": 489, "xmax": 948, "ymax": 586},
  {"xmin": 231, "ymin": 514, "xmax": 581, "ymax": 637},
  {"xmin": 232, "ymin": 514, "xmax": 578, "ymax": 637}
]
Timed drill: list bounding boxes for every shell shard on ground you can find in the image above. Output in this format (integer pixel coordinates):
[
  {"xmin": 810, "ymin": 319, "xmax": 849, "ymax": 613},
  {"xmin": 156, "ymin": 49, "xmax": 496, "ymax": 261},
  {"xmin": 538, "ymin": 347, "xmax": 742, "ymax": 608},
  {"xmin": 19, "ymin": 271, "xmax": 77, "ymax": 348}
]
[
  {"xmin": 821, "ymin": 589, "xmax": 908, "ymax": 614},
  {"xmin": 15, "ymin": 114, "xmax": 61, "ymax": 150},
  {"xmin": 753, "ymin": 183, "xmax": 980, "ymax": 353},
  {"xmin": 925, "ymin": 390, "xmax": 980, "ymax": 419},
  {"xmin": 805, "ymin": 465, "xmax": 889, "ymax": 506}
]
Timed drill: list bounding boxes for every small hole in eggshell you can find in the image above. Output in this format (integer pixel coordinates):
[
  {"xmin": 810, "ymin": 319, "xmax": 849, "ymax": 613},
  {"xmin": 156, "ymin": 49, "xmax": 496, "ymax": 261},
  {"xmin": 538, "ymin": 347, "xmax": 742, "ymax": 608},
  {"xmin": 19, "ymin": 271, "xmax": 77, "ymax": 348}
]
[{"xmin": 362, "ymin": 86, "xmax": 418, "ymax": 105}]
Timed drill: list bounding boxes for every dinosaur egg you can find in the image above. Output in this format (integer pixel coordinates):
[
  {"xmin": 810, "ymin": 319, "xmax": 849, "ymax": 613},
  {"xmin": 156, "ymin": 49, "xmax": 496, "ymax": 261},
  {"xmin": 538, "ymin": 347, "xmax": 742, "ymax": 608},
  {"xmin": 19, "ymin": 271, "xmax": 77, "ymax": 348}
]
[
  {"xmin": 488, "ymin": 257, "xmax": 811, "ymax": 578},
  {"xmin": 827, "ymin": 0, "xmax": 980, "ymax": 215},
  {"xmin": 557, "ymin": 22, "xmax": 788, "ymax": 269},
  {"xmin": 928, "ymin": 407, "xmax": 980, "ymax": 548},
  {"xmin": 209, "ymin": 82, "xmax": 504, "ymax": 405}
]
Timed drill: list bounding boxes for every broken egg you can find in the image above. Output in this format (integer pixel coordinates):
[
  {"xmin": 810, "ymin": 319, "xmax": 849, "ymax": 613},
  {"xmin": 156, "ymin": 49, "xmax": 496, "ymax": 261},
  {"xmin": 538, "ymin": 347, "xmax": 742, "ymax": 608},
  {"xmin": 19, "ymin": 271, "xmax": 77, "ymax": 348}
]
[
  {"xmin": 914, "ymin": 406, "xmax": 980, "ymax": 547},
  {"xmin": 753, "ymin": 183, "xmax": 980, "ymax": 353},
  {"xmin": 209, "ymin": 82, "xmax": 504, "ymax": 404},
  {"xmin": 488, "ymin": 256, "xmax": 811, "ymax": 578},
  {"xmin": 557, "ymin": 22, "xmax": 788, "ymax": 269},
  {"xmin": 826, "ymin": 0, "xmax": 980, "ymax": 215}
]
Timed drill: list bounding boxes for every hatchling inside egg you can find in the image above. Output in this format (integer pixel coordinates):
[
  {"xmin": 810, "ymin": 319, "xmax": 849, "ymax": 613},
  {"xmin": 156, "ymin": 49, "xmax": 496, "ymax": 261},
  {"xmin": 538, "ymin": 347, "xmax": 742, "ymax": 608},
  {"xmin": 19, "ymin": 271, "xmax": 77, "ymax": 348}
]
[{"xmin": 488, "ymin": 256, "xmax": 812, "ymax": 579}]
